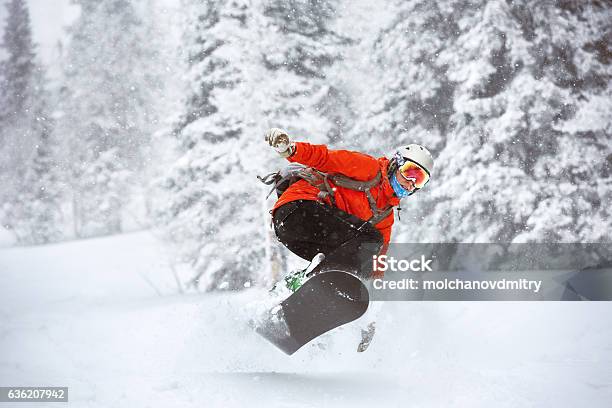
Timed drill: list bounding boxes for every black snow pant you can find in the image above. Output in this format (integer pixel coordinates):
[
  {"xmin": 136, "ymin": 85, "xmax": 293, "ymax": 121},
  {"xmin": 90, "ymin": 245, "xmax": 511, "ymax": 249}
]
[{"xmin": 272, "ymin": 200, "xmax": 383, "ymax": 279}]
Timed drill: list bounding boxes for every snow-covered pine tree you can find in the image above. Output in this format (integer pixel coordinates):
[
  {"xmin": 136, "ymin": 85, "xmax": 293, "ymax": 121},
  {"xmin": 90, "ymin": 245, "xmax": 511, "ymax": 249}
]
[
  {"xmin": 0, "ymin": 0, "xmax": 38, "ymax": 203},
  {"xmin": 355, "ymin": 0, "xmax": 610, "ymax": 244},
  {"xmin": 9, "ymin": 104, "xmax": 64, "ymax": 244},
  {"xmin": 257, "ymin": 0, "xmax": 352, "ymax": 144},
  {"xmin": 0, "ymin": 0, "xmax": 34, "ymax": 121},
  {"xmin": 344, "ymin": 0, "xmax": 471, "ymax": 242},
  {"xmin": 157, "ymin": 0, "xmax": 272, "ymax": 291},
  {"xmin": 349, "ymin": 0, "xmax": 461, "ymax": 156},
  {"xmin": 56, "ymin": 0, "xmax": 162, "ymax": 237},
  {"xmin": 510, "ymin": 0, "xmax": 612, "ymax": 242},
  {"xmin": 435, "ymin": 0, "xmax": 612, "ymax": 243},
  {"xmin": 158, "ymin": 0, "xmax": 353, "ymax": 290},
  {"xmin": 432, "ymin": 0, "xmax": 542, "ymax": 243},
  {"xmin": 252, "ymin": 0, "xmax": 354, "ymax": 279},
  {"xmin": 0, "ymin": 0, "xmax": 63, "ymax": 244}
]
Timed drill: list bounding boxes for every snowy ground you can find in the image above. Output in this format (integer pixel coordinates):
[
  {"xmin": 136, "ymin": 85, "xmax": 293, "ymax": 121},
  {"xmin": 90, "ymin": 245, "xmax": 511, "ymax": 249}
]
[{"xmin": 1, "ymin": 231, "xmax": 612, "ymax": 407}]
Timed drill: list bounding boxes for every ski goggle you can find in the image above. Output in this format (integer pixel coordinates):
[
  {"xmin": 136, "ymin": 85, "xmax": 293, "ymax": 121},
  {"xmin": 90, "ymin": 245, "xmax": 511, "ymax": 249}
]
[{"xmin": 398, "ymin": 160, "xmax": 430, "ymax": 189}]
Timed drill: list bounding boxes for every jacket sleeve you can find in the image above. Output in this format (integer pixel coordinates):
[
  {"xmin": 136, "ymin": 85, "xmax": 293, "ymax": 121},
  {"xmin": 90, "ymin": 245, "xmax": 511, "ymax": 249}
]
[{"xmin": 287, "ymin": 142, "xmax": 379, "ymax": 181}]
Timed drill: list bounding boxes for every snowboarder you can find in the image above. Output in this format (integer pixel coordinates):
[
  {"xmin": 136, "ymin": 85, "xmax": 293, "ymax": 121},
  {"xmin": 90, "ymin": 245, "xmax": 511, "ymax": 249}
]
[{"xmin": 263, "ymin": 128, "xmax": 434, "ymax": 289}]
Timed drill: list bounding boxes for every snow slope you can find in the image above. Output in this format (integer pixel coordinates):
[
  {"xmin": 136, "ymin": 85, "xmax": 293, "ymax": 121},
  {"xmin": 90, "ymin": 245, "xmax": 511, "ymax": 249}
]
[{"xmin": 1, "ymin": 232, "xmax": 611, "ymax": 407}]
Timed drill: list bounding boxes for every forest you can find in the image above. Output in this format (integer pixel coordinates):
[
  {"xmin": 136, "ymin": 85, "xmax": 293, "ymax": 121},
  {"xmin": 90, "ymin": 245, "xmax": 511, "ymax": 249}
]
[{"xmin": 1, "ymin": 0, "xmax": 610, "ymax": 290}]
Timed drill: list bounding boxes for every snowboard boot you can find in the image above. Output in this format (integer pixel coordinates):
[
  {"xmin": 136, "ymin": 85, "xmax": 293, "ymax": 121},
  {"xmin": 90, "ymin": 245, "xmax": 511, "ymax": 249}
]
[
  {"xmin": 284, "ymin": 253, "xmax": 326, "ymax": 292},
  {"xmin": 269, "ymin": 253, "xmax": 326, "ymax": 296},
  {"xmin": 284, "ymin": 269, "xmax": 307, "ymax": 292}
]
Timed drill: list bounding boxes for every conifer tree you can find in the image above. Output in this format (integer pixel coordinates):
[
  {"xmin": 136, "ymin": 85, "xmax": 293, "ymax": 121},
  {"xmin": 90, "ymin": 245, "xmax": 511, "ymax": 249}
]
[
  {"xmin": 157, "ymin": 0, "xmax": 355, "ymax": 290},
  {"xmin": 57, "ymin": 0, "xmax": 161, "ymax": 237},
  {"xmin": 157, "ymin": 0, "xmax": 269, "ymax": 290},
  {"xmin": 10, "ymin": 109, "xmax": 64, "ymax": 244},
  {"xmin": 0, "ymin": 0, "xmax": 37, "ymax": 191},
  {"xmin": 0, "ymin": 0, "xmax": 63, "ymax": 244},
  {"xmin": 354, "ymin": 0, "xmax": 611, "ymax": 243},
  {"xmin": 258, "ymin": 0, "xmax": 352, "ymax": 143}
]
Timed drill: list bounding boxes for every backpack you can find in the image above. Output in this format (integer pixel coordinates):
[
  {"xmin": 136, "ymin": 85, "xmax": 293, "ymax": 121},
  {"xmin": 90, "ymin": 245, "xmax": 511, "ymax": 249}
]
[{"xmin": 258, "ymin": 163, "xmax": 395, "ymax": 225}]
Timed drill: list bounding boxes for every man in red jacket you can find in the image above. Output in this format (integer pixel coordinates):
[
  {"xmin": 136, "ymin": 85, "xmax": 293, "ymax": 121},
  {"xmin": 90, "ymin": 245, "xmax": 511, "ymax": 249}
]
[{"xmin": 265, "ymin": 128, "xmax": 434, "ymax": 287}]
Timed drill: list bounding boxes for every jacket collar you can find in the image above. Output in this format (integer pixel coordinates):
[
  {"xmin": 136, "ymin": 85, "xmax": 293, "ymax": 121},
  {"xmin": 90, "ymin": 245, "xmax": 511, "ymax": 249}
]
[{"xmin": 379, "ymin": 157, "xmax": 401, "ymax": 206}]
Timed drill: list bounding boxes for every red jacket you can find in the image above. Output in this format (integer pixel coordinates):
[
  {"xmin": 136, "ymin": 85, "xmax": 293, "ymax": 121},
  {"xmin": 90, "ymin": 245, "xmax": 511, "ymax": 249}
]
[{"xmin": 272, "ymin": 142, "xmax": 400, "ymax": 250}]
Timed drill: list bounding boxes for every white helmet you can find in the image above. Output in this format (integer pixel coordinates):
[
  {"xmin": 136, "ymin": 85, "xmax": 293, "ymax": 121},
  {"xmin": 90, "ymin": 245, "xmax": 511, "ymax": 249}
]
[{"xmin": 395, "ymin": 144, "xmax": 434, "ymax": 175}]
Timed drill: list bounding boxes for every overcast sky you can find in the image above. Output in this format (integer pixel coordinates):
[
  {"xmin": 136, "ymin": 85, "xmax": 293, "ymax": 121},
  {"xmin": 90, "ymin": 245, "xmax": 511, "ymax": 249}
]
[
  {"xmin": 0, "ymin": 0, "xmax": 80, "ymax": 65},
  {"xmin": 1, "ymin": 0, "xmax": 181, "ymax": 70}
]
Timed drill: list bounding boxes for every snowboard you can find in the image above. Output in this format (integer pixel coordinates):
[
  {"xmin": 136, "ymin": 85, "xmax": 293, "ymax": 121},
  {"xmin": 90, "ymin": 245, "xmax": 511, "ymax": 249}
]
[{"xmin": 255, "ymin": 271, "xmax": 370, "ymax": 355}]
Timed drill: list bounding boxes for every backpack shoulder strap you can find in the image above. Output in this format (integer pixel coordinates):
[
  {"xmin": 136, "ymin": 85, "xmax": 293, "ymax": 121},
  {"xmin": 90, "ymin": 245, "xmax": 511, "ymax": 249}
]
[
  {"xmin": 368, "ymin": 206, "xmax": 394, "ymax": 225},
  {"xmin": 328, "ymin": 171, "xmax": 381, "ymax": 191},
  {"xmin": 330, "ymin": 171, "xmax": 394, "ymax": 225},
  {"xmin": 259, "ymin": 166, "xmax": 396, "ymax": 225}
]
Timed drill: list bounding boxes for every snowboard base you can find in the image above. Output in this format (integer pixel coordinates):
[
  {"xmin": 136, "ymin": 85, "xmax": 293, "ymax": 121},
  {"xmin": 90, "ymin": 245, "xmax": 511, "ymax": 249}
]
[{"xmin": 256, "ymin": 271, "xmax": 369, "ymax": 355}]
